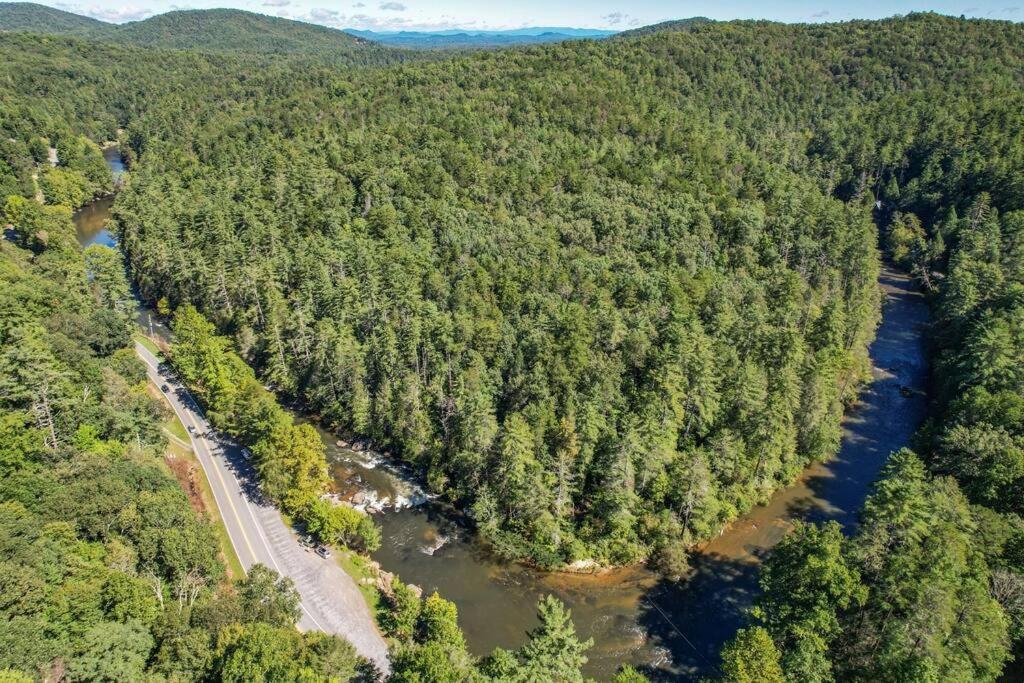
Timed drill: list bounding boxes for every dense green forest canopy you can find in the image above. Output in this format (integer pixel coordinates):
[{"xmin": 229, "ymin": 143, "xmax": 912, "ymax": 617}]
[
  {"xmin": 106, "ymin": 13, "xmax": 1024, "ymax": 572},
  {"xmin": 4, "ymin": 13, "xmax": 1022, "ymax": 574},
  {"xmin": 0, "ymin": 1, "xmax": 104, "ymax": 33},
  {"xmin": 116, "ymin": 19, "xmax": 888, "ymax": 570},
  {"xmin": 1, "ymin": 11, "xmax": 1024, "ymax": 679}
]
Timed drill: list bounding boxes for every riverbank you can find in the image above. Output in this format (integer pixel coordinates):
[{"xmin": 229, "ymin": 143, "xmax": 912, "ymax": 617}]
[
  {"xmin": 72, "ymin": 150, "xmax": 392, "ymax": 672},
  {"xmin": 80, "ymin": 144, "xmax": 930, "ymax": 679},
  {"xmin": 339, "ymin": 263, "xmax": 930, "ymax": 680}
]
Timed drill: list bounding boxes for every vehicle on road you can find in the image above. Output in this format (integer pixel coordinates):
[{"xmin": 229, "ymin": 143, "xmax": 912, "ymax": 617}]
[
  {"xmin": 161, "ymin": 384, "xmax": 170, "ymax": 392},
  {"xmin": 315, "ymin": 546, "xmax": 332, "ymax": 559},
  {"xmin": 187, "ymin": 425, "xmax": 197, "ymax": 435}
]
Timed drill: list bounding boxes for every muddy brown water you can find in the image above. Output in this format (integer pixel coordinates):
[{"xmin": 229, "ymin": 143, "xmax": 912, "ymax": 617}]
[
  {"xmin": 336, "ymin": 266, "xmax": 930, "ymax": 681},
  {"xmin": 74, "ymin": 146, "xmax": 171, "ymax": 343},
  {"xmin": 75, "ymin": 150, "xmax": 929, "ymax": 680}
]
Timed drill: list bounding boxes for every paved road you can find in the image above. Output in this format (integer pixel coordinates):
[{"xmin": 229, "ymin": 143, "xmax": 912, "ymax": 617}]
[{"xmin": 135, "ymin": 341, "xmax": 391, "ymax": 674}]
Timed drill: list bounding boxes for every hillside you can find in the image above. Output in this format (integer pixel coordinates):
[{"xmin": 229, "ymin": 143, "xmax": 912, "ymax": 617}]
[
  {"xmin": 113, "ymin": 8, "xmax": 368, "ymax": 54},
  {"xmin": 616, "ymin": 16, "xmax": 712, "ymax": 37},
  {"xmin": 1, "ymin": 10, "xmax": 1023, "ymax": 681},
  {"xmin": 0, "ymin": 3, "xmax": 400, "ymax": 61},
  {"xmin": 0, "ymin": 1, "xmax": 105, "ymax": 33},
  {"xmin": 0, "ymin": 4, "xmax": 611, "ymax": 55}
]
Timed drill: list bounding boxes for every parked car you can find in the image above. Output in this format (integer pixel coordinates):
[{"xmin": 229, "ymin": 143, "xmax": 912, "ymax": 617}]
[
  {"xmin": 241, "ymin": 448, "xmax": 253, "ymax": 460},
  {"xmin": 315, "ymin": 546, "xmax": 332, "ymax": 559}
]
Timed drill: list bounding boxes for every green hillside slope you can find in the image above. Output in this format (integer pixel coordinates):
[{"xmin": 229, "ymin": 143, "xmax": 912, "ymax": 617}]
[
  {"xmin": 112, "ymin": 8, "xmax": 368, "ymax": 54},
  {"xmin": 0, "ymin": 1, "xmax": 105, "ymax": 33},
  {"xmin": 0, "ymin": 4, "xmax": 399, "ymax": 61}
]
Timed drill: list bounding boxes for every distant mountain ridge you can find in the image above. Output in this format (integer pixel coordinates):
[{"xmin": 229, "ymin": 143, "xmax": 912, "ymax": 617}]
[
  {"xmin": 0, "ymin": 2, "xmax": 655, "ymax": 54},
  {"xmin": 0, "ymin": 3, "xmax": 380, "ymax": 58},
  {"xmin": 0, "ymin": 1, "xmax": 104, "ymax": 33},
  {"xmin": 343, "ymin": 27, "xmax": 616, "ymax": 49}
]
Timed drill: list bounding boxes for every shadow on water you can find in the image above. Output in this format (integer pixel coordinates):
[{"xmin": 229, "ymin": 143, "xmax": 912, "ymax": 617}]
[
  {"xmin": 636, "ymin": 550, "xmax": 769, "ymax": 681},
  {"xmin": 632, "ymin": 265, "xmax": 930, "ymax": 680},
  {"xmin": 75, "ymin": 147, "xmax": 931, "ymax": 682}
]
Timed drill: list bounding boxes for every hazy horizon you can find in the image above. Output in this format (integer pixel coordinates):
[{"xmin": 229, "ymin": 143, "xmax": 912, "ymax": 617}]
[{"xmin": 27, "ymin": 0, "xmax": 1023, "ymax": 33}]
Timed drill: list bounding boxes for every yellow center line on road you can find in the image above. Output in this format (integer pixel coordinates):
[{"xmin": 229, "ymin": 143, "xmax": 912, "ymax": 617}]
[
  {"xmin": 137, "ymin": 343, "xmax": 259, "ymax": 573},
  {"xmin": 135, "ymin": 341, "xmax": 330, "ymax": 633}
]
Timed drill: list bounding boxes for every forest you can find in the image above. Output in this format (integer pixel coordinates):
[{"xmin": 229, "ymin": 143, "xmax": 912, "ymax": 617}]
[
  {"xmin": 0, "ymin": 157, "xmax": 376, "ymax": 679},
  {"xmin": 108, "ymin": 14, "xmax": 1023, "ymax": 577},
  {"xmin": 1, "ymin": 6, "xmax": 1023, "ymax": 681}
]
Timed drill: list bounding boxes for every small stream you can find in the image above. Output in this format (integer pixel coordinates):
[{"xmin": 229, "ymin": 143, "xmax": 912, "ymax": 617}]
[{"xmin": 75, "ymin": 149, "xmax": 930, "ymax": 680}]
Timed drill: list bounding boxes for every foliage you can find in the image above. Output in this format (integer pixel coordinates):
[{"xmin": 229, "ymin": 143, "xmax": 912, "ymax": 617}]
[
  {"xmin": 169, "ymin": 304, "xmax": 381, "ymax": 551},
  {"xmin": 0, "ymin": 163, "xmax": 369, "ymax": 682},
  {"xmin": 0, "ymin": 4, "xmax": 411, "ymax": 63},
  {"xmin": 3, "ymin": 8, "xmax": 1024, "ymax": 678},
  {"xmin": 719, "ymin": 626, "xmax": 785, "ymax": 683},
  {"xmin": 722, "ymin": 451, "xmax": 1012, "ymax": 681}
]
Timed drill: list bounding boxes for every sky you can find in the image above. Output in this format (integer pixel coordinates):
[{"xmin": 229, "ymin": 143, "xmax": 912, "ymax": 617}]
[{"xmin": 52, "ymin": 0, "xmax": 1023, "ymax": 31}]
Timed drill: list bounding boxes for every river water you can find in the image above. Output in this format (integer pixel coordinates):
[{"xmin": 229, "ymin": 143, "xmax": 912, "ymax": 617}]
[
  {"xmin": 74, "ymin": 146, "xmax": 172, "ymax": 343},
  {"xmin": 75, "ymin": 151, "xmax": 930, "ymax": 680},
  {"xmin": 320, "ymin": 267, "xmax": 930, "ymax": 680}
]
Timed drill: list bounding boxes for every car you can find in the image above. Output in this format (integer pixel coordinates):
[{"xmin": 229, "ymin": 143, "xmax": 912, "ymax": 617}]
[
  {"xmin": 187, "ymin": 425, "xmax": 197, "ymax": 435},
  {"xmin": 160, "ymin": 384, "xmax": 170, "ymax": 393},
  {"xmin": 241, "ymin": 448, "xmax": 253, "ymax": 460},
  {"xmin": 315, "ymin": 546, "xmax": 332, "ymax": 559}
]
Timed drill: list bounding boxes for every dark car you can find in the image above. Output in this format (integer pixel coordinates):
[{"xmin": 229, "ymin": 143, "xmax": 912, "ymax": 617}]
[{"xmin": 161, "ymin": 384, "xmax": 170, "ymax": 393}]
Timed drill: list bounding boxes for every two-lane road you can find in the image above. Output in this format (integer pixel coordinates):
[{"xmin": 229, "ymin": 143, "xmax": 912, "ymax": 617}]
[{"xmin": 136, "ymin": 341, "xmax": 390, "ymax": 673}]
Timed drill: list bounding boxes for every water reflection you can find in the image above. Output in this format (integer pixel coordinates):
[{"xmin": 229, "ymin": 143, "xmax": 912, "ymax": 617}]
[
  {"xmin": 74, "ymin": 144, "xmax": 931, "ymax": 681},
  {"xmin": 324, "ymin": 266, "xmax": 929, "ymax": 681},
  {"xmin": 73, "ymin": 147, "xmax": 173, "ymax": 345},
  {"xmin": 73, "ymin": 195, "xmax": 117, "ymax": 249}
]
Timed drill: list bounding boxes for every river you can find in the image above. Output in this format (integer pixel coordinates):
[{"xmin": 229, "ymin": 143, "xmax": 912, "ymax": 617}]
[
  {"xmin": 318, "ymin": 265, "xmax": 930, "ymax": 680},
  {"xmin": 74, "ymin": 146, "xmax": 173, "ymax": 342},
  {"xmin": 75, "ymin": 151, "xmax": 930, "ymax": 680}
]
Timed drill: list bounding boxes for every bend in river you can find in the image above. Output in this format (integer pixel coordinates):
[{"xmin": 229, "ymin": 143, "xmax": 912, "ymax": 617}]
[
  {"xmin": 324, "ymin": 265, "xmax": 930, "ymax": 680},
  {"xmin": 75, "ymin": 152, "xmax": 930, "ymax": 680}
]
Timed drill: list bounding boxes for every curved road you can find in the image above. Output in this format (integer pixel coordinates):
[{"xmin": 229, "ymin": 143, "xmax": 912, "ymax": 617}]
[{"xmin": 135, "ymin": 341, "xmax": 391, "ymax": 674}]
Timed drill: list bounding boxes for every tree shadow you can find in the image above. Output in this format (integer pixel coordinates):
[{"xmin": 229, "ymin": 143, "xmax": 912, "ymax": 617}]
[
  {"xmin": 632, "ymin": 268, "xmax": 932, "ymax": 681},
  {"xmin": 634, "ymin": 548, "xmax": 770, "ymax": 681}
]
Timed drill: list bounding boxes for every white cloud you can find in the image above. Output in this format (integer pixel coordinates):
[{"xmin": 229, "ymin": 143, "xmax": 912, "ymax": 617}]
[
  {"xmin": 601, "ymin": 11, "xmax": 638, "ymax": 27},
  {"xmin": 72, "ymin": 4, "xmax": 153, "ymax": 22},
  {"xmin": 263, "ymin": 0, "xmax": 291, "ymax": 7},
  {"xmin": 379, "ymin": 2, "xmax": 407, "ymax": 11},
  {"xmin": 811, "ymin": 10, "xmax": 830, "ymax": 18},
  {"xmin": 308, "ymin": 7, "xmax": 341, "ymax": 23}
]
